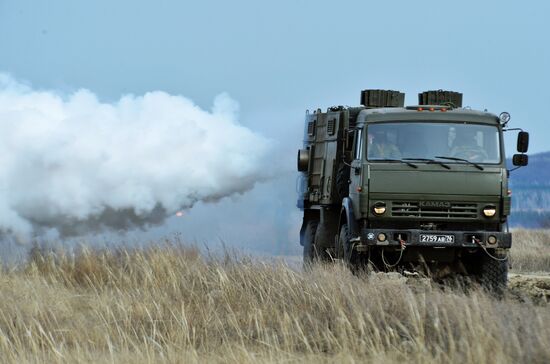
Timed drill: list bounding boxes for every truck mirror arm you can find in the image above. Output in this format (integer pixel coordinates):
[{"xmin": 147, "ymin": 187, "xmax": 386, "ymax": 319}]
[
  {"xmin": 341, "ymin": 156, "xmax": 353, "ymax": 168},
  {"xmin": 504, "ymin": 128, "xmax": 529, "ymax": 172},
  {"xmin": 341, "ymin": 156, "xmax": 361, "ymax": 174}
]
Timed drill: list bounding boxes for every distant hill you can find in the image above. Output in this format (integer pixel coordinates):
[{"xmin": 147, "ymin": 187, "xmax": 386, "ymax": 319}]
[
  {"xmin": 508, "ymin": 151, "xmax": 550, "ymax": 187},
  {"xmin": 507, "ymin": 151, "xmax": 550, "ymax": 228}
]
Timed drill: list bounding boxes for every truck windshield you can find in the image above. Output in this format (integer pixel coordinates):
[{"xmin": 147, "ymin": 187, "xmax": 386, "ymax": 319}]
[{"xmin": 366, "ymin": 122, "xmax": 501, "ymax": 164}]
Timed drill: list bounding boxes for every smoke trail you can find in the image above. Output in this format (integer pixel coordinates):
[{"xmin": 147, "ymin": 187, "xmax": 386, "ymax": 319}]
[{"xmin": 0, "ymin": 73, "xmax": 272, "ymax": 240}]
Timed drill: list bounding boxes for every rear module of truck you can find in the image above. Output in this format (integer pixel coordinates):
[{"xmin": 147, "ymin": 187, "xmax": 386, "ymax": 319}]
[{"xmin": 297, "ymin": 89, "xmax": 529, "ymax": 291}]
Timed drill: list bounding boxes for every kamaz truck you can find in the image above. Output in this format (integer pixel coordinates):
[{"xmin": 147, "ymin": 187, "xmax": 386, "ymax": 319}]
[{"xmin": 297, "ymin": 89, "xmax": 529, "ymax": 291}]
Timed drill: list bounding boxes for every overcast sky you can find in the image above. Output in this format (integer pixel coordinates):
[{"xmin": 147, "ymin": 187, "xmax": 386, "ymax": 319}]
[{"xmin": 1, "ymin": 0, "xmax": 548, "ymax": 256}]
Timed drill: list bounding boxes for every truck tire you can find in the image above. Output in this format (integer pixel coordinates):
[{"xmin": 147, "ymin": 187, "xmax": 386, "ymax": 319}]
[
  {"xmin": 336, "ymin": 163, "xmax": 350, "ymax": 201},
  {"xmin": 338, "ymin": 223, "xmax": 354, "ymax": 266},
  {"xmin": 480, "ymin": 253, "xmax": 508, "ymax": 295},
  {"xmin": 313, "ymin": 223, "xmax": 334, "ymax": 262},
  {"xmin": 303, "ymin": 221, "xmax": 320, "ymax": 266}
]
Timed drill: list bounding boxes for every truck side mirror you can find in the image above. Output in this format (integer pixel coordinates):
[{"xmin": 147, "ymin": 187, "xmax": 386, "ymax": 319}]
[
  {"xmin": 512, "ymin": 154, "xmax": 528, "ymax": 166},
  {"xmin": 517, "ymin": 131, "xmax": 529, "ymax": 153}
]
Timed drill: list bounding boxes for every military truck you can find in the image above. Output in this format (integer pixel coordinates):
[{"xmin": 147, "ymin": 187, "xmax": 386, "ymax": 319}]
[{"xmin": 296, "ymin": 89, "xmax": 529, "ymax": 291}]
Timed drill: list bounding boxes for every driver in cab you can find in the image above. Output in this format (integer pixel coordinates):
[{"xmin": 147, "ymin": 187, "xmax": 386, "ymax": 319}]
[
  {"xmin": 367, "ymin": 130, "xmax": 401, "ymax": 159},
  {"xmin": 450, "ymin": 129, "xmax": 488, "ymax": 162}
]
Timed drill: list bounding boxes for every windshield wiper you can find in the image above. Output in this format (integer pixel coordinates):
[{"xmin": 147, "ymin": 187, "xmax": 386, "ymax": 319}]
[
  {"xmin": 402, "ymin": 158, "xmax": 451, "ymax": 170},
  {"xmin": 435, "ymin": 156, "xmax": 484, "ymax": 170},
  {"xmin": 370, "ymin": 158, "xmax": 418, "ymax": 169}
]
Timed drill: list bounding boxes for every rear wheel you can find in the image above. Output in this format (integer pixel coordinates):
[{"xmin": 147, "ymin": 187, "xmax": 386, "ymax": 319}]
[{"xmin": 303, "ymin": 221, "xmax": 319, "ymax": 267}]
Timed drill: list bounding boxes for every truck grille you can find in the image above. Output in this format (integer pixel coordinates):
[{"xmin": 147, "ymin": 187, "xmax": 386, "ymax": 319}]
[{"xmin": 391, "ymin": 201, "xmax": 477, "ymax": 219}]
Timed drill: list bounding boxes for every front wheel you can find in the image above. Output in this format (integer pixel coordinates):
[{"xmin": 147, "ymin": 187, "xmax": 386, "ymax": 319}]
[
  {"xmin": 338, "ymin": 223, "xmax": 363, "ymax": 270},
  {"xmin": 480, "ymin": 252, "xmax": 508, "ymax": 295}
]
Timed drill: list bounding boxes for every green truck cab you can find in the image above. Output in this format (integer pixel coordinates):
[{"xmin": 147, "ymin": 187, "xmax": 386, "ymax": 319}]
[{"xmin": 297, "ymin": 90, "xmax": 529, "ymax": 291}]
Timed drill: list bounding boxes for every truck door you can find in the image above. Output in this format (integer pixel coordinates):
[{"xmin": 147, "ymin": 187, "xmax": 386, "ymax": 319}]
[{"xmin": 348, "ymin": 128, "xmax": 364, "ymax": 216}]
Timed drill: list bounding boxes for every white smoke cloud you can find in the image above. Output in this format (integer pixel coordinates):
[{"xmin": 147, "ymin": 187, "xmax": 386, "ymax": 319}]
[{"xmin": 0, "ymin": 73, "xmax": 272, "ymax": 239}]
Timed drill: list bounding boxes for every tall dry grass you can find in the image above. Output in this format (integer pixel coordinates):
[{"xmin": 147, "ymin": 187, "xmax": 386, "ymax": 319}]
[
  {"xmin": 0, "ymin": 243, "xmax": 549, "ymax": 363},
  {"xmin": 510, "ymin": 229, "xmax": 550, "ymax": 273}
]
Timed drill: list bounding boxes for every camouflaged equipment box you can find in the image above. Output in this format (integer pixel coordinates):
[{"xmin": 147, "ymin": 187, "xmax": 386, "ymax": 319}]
[
  {"xmin": 418, "ymin": 90, "xmax": 463, "ymax": 108},
  {"xmin": 360, "ymin": 90, "xmax": 405, "ymax": 108}
]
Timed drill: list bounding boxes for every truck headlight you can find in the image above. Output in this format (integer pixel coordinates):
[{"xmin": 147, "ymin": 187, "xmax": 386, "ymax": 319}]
[
  {"xmin": 373, "ymin": 202, "xmax": 386, "ymax": 215},
  {"xmin": 483, "ymin": 206, "xmax": 496, "ymax": 217}
]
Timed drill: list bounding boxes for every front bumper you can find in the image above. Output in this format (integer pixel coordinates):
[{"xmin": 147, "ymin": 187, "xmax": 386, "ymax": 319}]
[{"xmin": 359, "ymin": 229, "xmax": 511, "ymax": 249}]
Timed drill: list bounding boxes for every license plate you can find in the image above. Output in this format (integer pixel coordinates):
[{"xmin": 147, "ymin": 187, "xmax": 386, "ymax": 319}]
[{"xmin": 419, "ymin": 234, "xmax": 454, "ymax": 244}]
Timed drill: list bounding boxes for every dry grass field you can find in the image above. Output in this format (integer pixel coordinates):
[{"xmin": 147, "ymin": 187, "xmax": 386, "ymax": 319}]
[
  {"xmin": 509, "ymin": 229, "xmax": 550, "ymax": 273},
  {"xmin": 0, "ymin": 230, "xmax": 549, "ymax": 363}
]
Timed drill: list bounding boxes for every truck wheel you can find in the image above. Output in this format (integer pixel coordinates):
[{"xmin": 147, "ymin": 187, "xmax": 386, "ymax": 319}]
[
  {"xmin": 338, "ymin": 223, "xmax": 355, "ymax": 266},
  {"xmin": 336, "ymin": 163, "xmax": 350, "ymax": 201},
  {"xmin": 480, "ymin": 252, "xmax": 508, "ymax": 295},
  {"xmin": 303, "ymin": 221, "xmax": 320, "ymax": 267}
]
